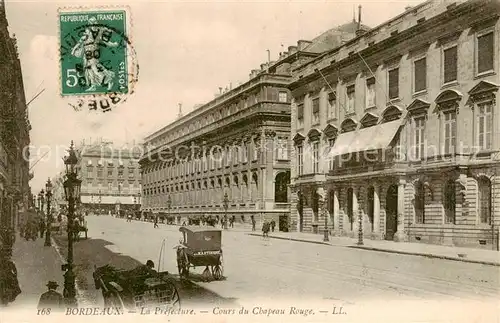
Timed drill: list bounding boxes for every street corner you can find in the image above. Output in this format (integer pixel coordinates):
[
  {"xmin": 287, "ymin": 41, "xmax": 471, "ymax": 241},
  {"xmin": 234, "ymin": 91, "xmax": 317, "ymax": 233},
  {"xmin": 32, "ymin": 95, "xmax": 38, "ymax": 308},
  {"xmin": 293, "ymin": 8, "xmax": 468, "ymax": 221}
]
[{"xmin": 58, "ymin": 7, "xmax": 138, "ymax": 112}]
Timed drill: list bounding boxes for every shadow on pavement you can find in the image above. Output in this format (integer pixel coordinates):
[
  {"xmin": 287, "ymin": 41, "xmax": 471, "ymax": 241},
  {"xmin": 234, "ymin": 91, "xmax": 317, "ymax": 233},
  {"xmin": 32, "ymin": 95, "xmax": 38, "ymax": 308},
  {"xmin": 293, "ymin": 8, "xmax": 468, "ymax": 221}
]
[{"xmin": 52, "ymin": 236, "xmax": 238, "ymax": 307}]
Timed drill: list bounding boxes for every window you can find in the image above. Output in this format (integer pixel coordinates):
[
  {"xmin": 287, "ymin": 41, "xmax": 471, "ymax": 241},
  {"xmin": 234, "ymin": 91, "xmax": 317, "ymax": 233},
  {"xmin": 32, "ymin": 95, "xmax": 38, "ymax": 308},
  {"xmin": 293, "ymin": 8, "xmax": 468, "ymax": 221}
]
[
  {"xmin": 97, "ymin": 169, "xmax": 103, "ymax": 177},
  {"xmin": 327, "ymin": 92, "xmax": 336, "ymax": 119},
  {"xmin": 388, "ymin": 68, "xmax": 399, "ymax": 100},
  {"xmin": 346, "ymin": 85, "xmax": 355, "ymax": 113},
  {"xmin": 242, "ymin": 142, "xmax": 248, "ymax": 163},
  {"xmin": 87, "ymin": 167, "xmax": 93, "ymax": 179},
  {"xmin": 232, "ymin": 147, "xmax": 238, "ymax": 165},
  {"xmin": 413, "ymin": 117, "xmax": 426, "ymax": 160},
  {"xmin": 443, "ymin": 46, "xmax": 458, "ymax": 84},
  {"xmin": 297, "ymin": 103, "xmax": 304, "ymax": 128},
  {"xmin": 297, "ymin": 145, "xmax": 303, "ymax": 175},
  {"xmin": 414, "ymin": 57, "xmax": 427, "ymax": 93},
  {"xmin": 444, "ymin": 180, "xmax": 456, "ymax": 224},
  {"xmin": 312, "ymin": 98, "xmax": 320, "ymax": 125},
  {"xmin": 367, "ymin": 187, "xmax": 375, "ymax": 232},
  {"xmin": 366, "ymin": 77, "xmax": 376, "ymax": 108},
  {"xmin": 108, "ymin": 182, "xmax": 113, "ymax": 192},
  {"xmin": 328, "ymin": 138, "xmax": 335, "ymax": 170},
  {"xmin": 107, "ymin": 169, "xmax": 113, "ymax": 176},
  {"xmin": 312, "ymin": 142, "xmax": 319, "ymax": 173},
  {"xmin": 225, "ymin": 147, "xmax": 231, "ymax": 166},
  {"xmin": 275, "ymin": 138, "xmax": 288, "ymax": 160},
  {"xmin": 477, "ymin": 31, "xmax": 494, "ymax": 74},
  {"xmin": 478, "ymin": 177, "xmax": 492, "ymax": 224},
  {"xmin": 477, "ymin": 102, "xmax": 493, "ymax": 150},
  {"xmin": 415, "ymin": 181, "xmax": 425, "ymax": 224},
  {"xmin": 203, "ymin": 155, "xmax": 208, "ymax": 171},
  {"xmin": 278, "ymin": 91, "xmax": 287, "ymax": 103},
  {"xmin": 118, "ymin": 169, "xmax": 124, "ymax": 177},
  {"xmin": 443, "ymin": 111, "xmax": 456, "ymax": 155}
]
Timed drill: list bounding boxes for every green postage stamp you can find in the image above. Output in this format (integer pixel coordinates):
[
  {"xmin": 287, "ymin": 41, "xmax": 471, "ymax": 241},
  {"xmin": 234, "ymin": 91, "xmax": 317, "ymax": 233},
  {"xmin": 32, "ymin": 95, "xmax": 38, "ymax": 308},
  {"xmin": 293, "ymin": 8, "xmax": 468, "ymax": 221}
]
[{"xmin": 59, "ymin": 7, "xmax": 137, "ymax": 107}]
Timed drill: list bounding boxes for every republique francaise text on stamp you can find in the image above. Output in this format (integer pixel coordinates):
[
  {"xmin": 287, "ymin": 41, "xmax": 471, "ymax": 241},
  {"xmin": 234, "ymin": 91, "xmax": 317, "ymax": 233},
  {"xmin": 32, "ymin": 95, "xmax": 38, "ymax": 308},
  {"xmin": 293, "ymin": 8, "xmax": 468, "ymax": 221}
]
[{"xmin": 58, "ymin": 7, "xmax": 138, "ymax": 112}]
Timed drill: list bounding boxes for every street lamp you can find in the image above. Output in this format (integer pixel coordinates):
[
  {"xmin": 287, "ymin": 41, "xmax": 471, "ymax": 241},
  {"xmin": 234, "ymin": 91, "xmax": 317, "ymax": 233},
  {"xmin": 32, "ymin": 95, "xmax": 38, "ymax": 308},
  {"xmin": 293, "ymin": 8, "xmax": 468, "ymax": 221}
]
[
  {"xmin": 222, "ymin": 192, "xmax": 229, "ymax": 230},
  {"xmin": 44, "ymin": 178, "xmax": 53, "ymax": 247},
  {"xmin": 62, "ymin": 141, "xmax": 81, "ymax": 307},
  {"xmin": 322, "ymin": 194, "xmax": 329, "ymax": 242},
  {"xmin": 38, "ymin": 190, "xmax": 45, "ymax": 214},
  {"xmin": 166, "ymin": 194, "xmax": 172, "ymax": 224},
  {"xmin": 357, "ymin": 208, "xmax": 364, "ymax": 246}
]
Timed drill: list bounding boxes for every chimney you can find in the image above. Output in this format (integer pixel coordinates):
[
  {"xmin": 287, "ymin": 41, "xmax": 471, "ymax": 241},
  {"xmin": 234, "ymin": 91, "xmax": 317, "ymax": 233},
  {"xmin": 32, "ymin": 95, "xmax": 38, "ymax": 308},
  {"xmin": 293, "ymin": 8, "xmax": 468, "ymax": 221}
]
[
  {"xmin": 297, "ymin": 40, "xmax": 312, "ymax": 51},
  {"xmin": 229, "ymin": 82, "xmax": 232, "ymax": 90},
  {"xmin": 355, "ymin": 5, "xmax": 366, "ymax": 37},
  {"xmin": 178, "ymin": 103, "xmax": 183, "ymax": 118},
  {"xmin": 283, "ymin": 51, "xmax": 289, "ymax": 57},
  {"xmin": 260, "ymin": 63, "xmax": 268, "ymax": 71},
  {"xmin": 219, "ymin": 87, "xmax": 223, "ymax": 94},
  {"xmin": 288, "ymin": 46, "xmax": 297, "ymax": 54}
]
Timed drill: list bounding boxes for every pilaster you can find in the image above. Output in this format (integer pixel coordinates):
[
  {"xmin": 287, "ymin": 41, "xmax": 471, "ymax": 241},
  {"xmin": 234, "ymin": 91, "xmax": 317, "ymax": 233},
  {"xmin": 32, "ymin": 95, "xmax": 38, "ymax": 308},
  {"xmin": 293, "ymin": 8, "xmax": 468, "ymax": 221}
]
[{"xmin": 394, "ymin": 178, "xmax": 407, "ymax": 242}]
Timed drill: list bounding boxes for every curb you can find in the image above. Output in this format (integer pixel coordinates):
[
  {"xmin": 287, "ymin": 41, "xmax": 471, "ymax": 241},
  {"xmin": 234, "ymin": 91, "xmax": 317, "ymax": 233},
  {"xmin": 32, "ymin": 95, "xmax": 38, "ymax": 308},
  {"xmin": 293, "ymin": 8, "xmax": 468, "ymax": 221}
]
[
  {"xmin": 51, "ymin": 237, "xmax": 91, "ymax": 306},
  {"xmin": 247, "ymin": 233, "xmax": 331, "ymax": 245},
  {"xmin": 348, "ymin": 245, "xmax": 500, "ymax": 267}
]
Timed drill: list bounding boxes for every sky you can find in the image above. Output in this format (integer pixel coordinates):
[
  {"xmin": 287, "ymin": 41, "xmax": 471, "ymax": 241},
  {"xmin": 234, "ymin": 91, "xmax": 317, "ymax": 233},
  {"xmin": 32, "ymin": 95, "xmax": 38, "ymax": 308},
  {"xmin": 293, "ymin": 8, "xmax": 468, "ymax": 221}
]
[{"xmin": 4, "ymin": 0, "xmax": 421, "ymax": 191}]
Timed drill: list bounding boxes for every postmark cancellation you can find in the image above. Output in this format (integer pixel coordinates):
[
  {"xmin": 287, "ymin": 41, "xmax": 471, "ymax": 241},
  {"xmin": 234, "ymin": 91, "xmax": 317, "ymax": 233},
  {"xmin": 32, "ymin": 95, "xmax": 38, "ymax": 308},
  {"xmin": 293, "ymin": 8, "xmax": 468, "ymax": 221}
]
[{"xmin": 58, "ymin": 6, "xmax": 138, "ymax": 112}]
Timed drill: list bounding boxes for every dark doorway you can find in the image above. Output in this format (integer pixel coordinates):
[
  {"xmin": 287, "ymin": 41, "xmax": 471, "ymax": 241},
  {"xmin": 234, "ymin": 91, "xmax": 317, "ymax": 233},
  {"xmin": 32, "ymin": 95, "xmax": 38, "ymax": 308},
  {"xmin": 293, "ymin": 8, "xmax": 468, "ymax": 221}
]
[
  {"xmin": 328, "ymin": 190, "xmax": 335, "ymax": 230},
  {"xmin": 275, "ymin": 172, "xmax": 290, "ymax": 202},
  {"xmin": 347, "ymin": 188, "xmax": 354, "ymax": 231},
  {"xmin": 297, "ymin": 192, "xmax": 304, "ymax": 232},
  {"xmin": 367, "ymin": 186, "xmax": 375, "ymax": 233},
  {"xmin": 385, "ymin": 185, "xmax": 398, "ymax": 240},
  {"xmin": 279, "ymin": 214, "xmax": 289, "ymax": 232}
]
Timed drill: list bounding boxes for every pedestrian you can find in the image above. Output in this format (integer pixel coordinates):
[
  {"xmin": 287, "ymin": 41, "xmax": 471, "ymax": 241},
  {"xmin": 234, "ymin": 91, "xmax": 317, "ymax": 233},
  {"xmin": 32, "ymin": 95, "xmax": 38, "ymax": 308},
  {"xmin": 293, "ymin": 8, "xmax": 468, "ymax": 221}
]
[
  {"xmin": 262, "ymin": 221, "xmax": 270, "ymax": 239},
  {"xmin": 251, "ymin": 215, "xmax": 256, "ymax": 231},
  {"xmin": 270, "ymin": 219, "xmax": 276, "ymax": 232},
  {"xmin": 37, "ymin": 281, "xmax": 63, "ymax": 311},
  {"xmin": 39, "ymin": 218, "xmax": 46, "ymax": 238},
  {"xmin": 230, "ymin": 215, "xmax": 235, "ymax": 228},
  {"xmin": 154, "ymin": 215, "xmax": 159, "ymax": 228},
  {"xmin": 0, "ymin": 247, "xmax": 21, "ymax": 306}
]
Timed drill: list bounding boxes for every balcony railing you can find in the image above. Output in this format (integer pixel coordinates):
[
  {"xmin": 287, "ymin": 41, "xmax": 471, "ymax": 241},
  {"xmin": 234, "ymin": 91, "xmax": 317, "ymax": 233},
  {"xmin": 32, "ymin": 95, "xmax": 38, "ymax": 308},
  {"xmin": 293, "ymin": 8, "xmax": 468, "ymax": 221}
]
[{"xmin": 274, "ymin": 202, "xmax": 290, "ymax": 209}]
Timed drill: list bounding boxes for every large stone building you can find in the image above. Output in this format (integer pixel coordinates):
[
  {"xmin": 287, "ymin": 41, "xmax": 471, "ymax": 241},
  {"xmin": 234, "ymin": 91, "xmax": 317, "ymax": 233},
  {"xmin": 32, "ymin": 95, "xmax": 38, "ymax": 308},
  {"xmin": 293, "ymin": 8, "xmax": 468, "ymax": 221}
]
[
  {"xmin": 139, "ymin": 18, "xmax": 364, "ymax": 230},
  {"xmin": 289, "ymin": 0, "xmax": 500, "ymax": 249},
  {"xmin": 74, "ymin": 140, "xmax": 142, "ymax": 214},
  {"xmin": 0, "ymin": 1, "xmax": 32, "ymax": 229}
]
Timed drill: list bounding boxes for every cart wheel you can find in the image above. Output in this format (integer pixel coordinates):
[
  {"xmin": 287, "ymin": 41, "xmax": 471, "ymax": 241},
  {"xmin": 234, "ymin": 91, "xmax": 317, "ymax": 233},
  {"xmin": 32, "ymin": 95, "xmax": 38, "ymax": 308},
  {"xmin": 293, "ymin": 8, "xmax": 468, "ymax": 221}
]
[
  {"xmin": 212, "ymin": 265, "xmax": 223, "ymax": 280},
  {"xmin": 202, "ymin": 267, "xmax": 211, "ymax": 282}
]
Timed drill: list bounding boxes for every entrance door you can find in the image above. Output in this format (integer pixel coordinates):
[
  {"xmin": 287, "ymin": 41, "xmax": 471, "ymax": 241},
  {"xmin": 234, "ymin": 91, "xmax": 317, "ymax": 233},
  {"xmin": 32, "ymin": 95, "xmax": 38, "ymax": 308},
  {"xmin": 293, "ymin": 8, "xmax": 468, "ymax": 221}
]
[
  {"xmin": 385, "ymin": 185, "xmax": 398, "ymax": 240},
  {"xmin": 279, "ymin": 215, "xmax": 289, "ymax": 232}
]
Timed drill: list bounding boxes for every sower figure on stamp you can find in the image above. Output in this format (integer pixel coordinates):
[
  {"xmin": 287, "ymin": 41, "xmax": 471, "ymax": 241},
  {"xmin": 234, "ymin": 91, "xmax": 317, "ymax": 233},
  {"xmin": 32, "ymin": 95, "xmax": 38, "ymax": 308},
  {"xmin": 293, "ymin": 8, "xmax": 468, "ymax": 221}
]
[
  {"xmin": 71, "ymin": 16, "xmax": 118, "ymax": 92},
  {"xmin": 38, "ymin": 281, "xmax": 63, "ymax": 311}
]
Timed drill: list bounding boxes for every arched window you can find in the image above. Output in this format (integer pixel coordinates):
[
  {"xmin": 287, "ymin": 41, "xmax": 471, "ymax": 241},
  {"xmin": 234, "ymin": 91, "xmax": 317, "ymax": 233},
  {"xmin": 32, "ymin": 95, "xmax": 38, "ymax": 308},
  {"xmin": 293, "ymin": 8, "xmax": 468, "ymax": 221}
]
[
  {"xmin": 274, "ymin": 172, "xmax": 290, "ymax": 203},
  {"xmin": 312, "ymin": 190, "xmax": 319, "ymax": 222},
  {"xmin": 478, "ymin": 177, "xmax": 492, "ymax": 224},
  {"xmin": 444, "ymin": 179, "xmax": 456, "ymax": 224},
  {"xmin": 415, "ymin": 181, "xmax": 425, "ymax": 224}
]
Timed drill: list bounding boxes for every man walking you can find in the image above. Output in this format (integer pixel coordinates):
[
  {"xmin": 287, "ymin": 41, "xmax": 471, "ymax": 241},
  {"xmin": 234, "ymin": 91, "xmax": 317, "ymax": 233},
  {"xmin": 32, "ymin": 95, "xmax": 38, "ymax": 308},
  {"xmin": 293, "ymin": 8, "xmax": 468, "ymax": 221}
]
[
  {"xmin": 37, "ymin": 281, "xmax": 63, "ymax": 311},
  {"xmin": 154, "ymin": 215, "xmax": 159, "ymax": 228}
]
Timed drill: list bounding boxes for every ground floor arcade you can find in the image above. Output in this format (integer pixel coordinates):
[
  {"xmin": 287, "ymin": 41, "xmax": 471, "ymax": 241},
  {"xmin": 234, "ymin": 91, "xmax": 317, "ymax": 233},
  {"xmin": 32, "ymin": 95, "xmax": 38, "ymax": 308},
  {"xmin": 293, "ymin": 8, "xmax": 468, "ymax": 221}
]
[{"xmin": 291, "ymin": 165, "xmax": 500, "ymax": 250}]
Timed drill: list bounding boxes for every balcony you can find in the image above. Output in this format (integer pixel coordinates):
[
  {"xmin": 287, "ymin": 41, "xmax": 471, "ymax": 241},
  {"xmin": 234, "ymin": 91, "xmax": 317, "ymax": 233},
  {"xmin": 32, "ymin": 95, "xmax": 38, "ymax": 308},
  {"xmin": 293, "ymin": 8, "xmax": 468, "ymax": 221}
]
[{"xmin": 274, "ymin": 202, "xmax": 290, "ymax": 210}]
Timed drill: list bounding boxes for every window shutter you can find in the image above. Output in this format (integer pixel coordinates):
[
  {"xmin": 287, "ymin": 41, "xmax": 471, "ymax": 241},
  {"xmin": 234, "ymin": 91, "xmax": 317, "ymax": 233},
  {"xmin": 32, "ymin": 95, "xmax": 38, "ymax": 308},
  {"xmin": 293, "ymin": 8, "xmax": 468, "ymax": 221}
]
[{"xmin": 478, "ymin": 32, "xmax": 494, "ymax": 74}]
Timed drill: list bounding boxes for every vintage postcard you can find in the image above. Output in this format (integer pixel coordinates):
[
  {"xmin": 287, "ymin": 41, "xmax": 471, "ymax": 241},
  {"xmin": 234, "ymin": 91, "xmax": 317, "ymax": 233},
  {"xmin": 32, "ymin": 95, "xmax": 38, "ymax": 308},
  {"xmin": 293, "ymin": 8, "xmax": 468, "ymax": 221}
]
[{"xmin": 0, "ymin": 0, "xmax": 499, "ymax": 323}]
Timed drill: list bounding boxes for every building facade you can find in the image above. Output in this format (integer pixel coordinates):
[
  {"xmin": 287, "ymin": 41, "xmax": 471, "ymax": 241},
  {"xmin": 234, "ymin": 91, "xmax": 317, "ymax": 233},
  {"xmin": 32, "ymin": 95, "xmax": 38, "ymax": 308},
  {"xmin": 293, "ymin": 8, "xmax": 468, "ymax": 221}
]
[
  {"xmin": 289, "ymin": 0, "xmax": 500, "ymax": 249},
  {"xmin": 139, "ymin": 22, "xmax": 363, "ymax": 229},
  {"xmin": 76, "ymin": 141, "xmax": 142, "ymax": 214},
  {"xmin": 0, "ymin": 1, "xmax": 32, "ymax": 231}
]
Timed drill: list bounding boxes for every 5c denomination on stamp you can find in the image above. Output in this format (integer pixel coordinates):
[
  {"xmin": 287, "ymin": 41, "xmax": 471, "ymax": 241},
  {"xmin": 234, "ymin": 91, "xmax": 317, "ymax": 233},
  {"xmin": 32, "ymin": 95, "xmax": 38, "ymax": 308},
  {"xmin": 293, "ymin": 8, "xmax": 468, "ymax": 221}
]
[{"xmin": 58, "ymin": 7, "xmax": 138, "ymax": 112}]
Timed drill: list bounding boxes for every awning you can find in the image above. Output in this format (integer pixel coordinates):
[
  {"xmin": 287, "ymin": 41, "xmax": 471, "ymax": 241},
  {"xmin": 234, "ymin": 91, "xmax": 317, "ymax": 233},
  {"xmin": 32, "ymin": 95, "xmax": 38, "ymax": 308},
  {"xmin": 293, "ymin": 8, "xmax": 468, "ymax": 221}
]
[
  {"xmin": 328, "ymin": 131, "xmax": 358, "ymax": 157},
  {"xmin": 329, "ymin": 120, "xmax": 402, "ymax": 157}
]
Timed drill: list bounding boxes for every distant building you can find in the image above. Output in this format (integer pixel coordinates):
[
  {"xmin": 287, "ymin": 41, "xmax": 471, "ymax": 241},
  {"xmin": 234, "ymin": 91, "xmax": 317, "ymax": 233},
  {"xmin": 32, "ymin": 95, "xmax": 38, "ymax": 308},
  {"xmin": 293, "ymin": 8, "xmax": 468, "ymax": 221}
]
[
  {"xmin": 289, "ymin": 0, "xmax": 500, "ymax": 249},
  {"xmin": 75, "ymin": 140, "xmax": 142, "ymax": 214},
  {"xmin": 139, "ymin": 23, "xmax": 361, "ymax": 229}
]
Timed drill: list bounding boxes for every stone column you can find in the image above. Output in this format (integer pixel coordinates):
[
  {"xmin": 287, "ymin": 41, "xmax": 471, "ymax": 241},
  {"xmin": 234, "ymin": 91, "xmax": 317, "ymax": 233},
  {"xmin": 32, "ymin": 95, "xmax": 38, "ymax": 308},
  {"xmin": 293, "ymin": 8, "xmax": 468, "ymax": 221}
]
[
  {"xmin": 332, "ymin": 187, "xmax": 341, "ymax": 235},
  {"xmin": 373, "ymin": 184, "xmax": 381, "ymax": 236},
  {"xmin": 395, "ymin": 179, "xmax": 407, "ymax": 242}
]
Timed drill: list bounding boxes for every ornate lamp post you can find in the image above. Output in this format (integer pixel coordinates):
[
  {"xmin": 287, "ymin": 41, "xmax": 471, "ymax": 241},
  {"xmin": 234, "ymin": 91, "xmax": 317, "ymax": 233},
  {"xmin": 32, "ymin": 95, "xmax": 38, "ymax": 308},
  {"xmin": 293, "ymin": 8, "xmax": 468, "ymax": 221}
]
[
  {"xmin": 357, "ymin": 206, "xmax": 364, "ymax": 246},
  {"xmin": 44, "ymin": 178, "xmax": 53, "ymax": 246},
  {"xmin": 38, "ymin": 190, "xmax": 45, "ymax": 214},
  {"xmin": 166, "ymin": 194, "xmax": 172, "ymax": 224},
  {"xmin": 62, "ymin": 141, "xmax": 81, "ymax": 307},
  {"xmin": 222, "ymin": 193, "xmax": 229, "ymax": 230}
]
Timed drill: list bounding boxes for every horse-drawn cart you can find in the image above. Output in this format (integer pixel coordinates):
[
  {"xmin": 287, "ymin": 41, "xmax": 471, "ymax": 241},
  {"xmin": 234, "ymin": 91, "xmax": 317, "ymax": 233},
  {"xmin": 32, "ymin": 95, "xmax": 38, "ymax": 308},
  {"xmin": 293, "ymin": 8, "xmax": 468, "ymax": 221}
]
[
  {"xmin": 93, "ymin": 264, "xmax": 180, "ymax": 311},
  {"xmin": 175, "ymin": 226, "xmax": 223, "ymax": 281}
]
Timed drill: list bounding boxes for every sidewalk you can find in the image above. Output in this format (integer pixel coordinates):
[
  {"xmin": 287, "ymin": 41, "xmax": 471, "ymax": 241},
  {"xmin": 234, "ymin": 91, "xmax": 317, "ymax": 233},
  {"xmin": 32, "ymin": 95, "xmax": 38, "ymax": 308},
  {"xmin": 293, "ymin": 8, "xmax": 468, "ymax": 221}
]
[
  {"xmin": 8, "ymin": 234, "xmax": 64, "ymax": 310},
  {"xmin": 247, "ymin": 231, "xmax": 500, "ymax": 266}
]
